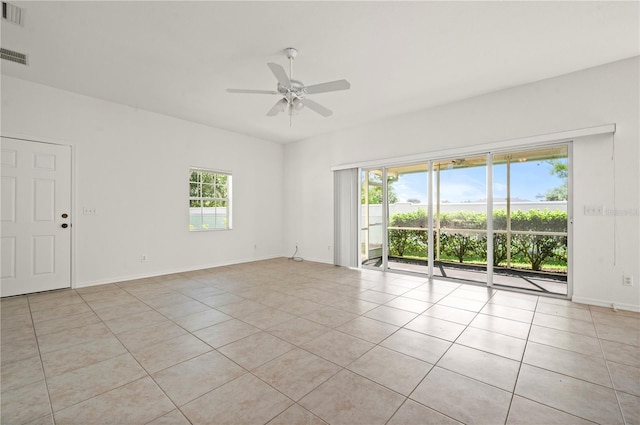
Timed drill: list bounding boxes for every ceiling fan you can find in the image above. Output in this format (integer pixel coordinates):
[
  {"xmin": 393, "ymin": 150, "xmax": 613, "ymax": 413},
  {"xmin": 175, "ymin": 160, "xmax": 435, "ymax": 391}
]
[{"xmin": 226, "ymin": 47, "xmax": 350, "ymax": 123}]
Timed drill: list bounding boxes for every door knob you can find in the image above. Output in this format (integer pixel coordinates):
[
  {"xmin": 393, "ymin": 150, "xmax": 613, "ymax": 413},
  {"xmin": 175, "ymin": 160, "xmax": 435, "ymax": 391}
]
[
  {"xmin": 62, "ymin": 213, "xmax": 68, "ymax": 218},
  {"xmin": 61, "ymin": 223, "xmax": 68, "ymax": 228}
]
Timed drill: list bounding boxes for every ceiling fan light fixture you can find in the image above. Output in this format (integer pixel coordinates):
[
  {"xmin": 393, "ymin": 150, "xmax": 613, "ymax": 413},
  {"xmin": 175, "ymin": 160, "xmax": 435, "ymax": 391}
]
[
  {"xmin": 292, "ymin": 97, "xmax": 304, "ymax": 111},
  {"xmin": 276, "ymin": 98, "xmax": 288, "ymax": 112}
]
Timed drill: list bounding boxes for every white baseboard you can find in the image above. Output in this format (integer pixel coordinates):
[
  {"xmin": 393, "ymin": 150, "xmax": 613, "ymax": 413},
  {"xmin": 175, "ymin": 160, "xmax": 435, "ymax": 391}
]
[
  {"xmin": 73, "ymin": 255, "xmax": 283, "ymax": 289},
  {"xmin": 296, "ymin": 256, "xmax": 333, "ymax": 265},
  {"xmin": 571, "ymin": 296, "xmax": 640, "ymax": 313}
]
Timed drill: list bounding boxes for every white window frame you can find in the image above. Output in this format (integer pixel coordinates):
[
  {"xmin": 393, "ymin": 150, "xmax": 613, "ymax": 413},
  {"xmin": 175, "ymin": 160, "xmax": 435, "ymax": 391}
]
[{"xmin": 189, "ymin": 167, "xmax": 232, "ymax": 231}]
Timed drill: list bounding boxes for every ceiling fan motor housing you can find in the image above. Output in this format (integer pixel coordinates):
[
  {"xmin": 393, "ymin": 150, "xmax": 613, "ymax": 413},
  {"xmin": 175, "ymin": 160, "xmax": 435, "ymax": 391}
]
[
  {"xmin": 278, "ymin": 79, "xmax": 306, "ymax": 96},
  {"xmin": 284, "ymin": 47, "xmax": 298, "ymax": 60}
]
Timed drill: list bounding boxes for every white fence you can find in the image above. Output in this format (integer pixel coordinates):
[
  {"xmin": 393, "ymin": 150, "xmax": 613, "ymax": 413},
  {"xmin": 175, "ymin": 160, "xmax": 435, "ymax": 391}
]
[
  {"xmin": 391, "ymin": 200, "xmax": 566, "ymax": 215},
  {"xmin": 362, "ymin": 201, "xmax": 568, "ymax": 253}
]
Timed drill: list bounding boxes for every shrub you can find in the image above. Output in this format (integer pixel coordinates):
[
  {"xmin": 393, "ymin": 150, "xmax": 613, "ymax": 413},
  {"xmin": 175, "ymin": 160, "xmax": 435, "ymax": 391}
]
[
  {"xmin": 388, "ymin": 229, "xmax": 417, "ymax": 257},
  {"xmin": 510, "ymin": 209, "xmax": 567, "ymax": 271},
  {"xmin": 476, "ymin": 233, "xmax": 508, "ymax": 266},
  {"xmin": 510, "ymin": 209, "xmax": 567, "ymax": 232},
  {"xmin": 440, "ymin": 232, "xmax": 481, "ymax": 263},
  {"xmin": 387, "ymin": 208, "xmax": 567, "ymax": 271},
  {"xmin": 439, "ymin": 210, "xmax": 486, "ymax": 230},
  {"xmin": 389, "ymin": 208, "xmax": 428, "ymax": 257}
]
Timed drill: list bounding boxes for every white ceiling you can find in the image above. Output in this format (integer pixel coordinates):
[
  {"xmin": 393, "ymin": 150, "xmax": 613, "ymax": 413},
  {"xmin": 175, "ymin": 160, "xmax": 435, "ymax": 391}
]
[{"xmin": 1, "ymin": 1, "xmax": 638, "ymax": 144}]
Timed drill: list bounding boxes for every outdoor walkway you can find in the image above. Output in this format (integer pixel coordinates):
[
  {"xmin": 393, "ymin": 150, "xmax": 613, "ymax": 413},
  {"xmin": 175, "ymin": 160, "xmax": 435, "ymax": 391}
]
[{"xmin": 384, "ymin": 261, "xmax": 568, "ymax": 296}]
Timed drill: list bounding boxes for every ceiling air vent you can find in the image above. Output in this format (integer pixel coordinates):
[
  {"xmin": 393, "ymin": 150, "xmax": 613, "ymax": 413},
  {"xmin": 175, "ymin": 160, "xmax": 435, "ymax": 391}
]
[
  {"xmin": 1, "ymin": 48, "xmax": 27, "ymax": 65},
  {"xmin": 2, "ymin": 2, "xmax": 24, "ymax": 25}
]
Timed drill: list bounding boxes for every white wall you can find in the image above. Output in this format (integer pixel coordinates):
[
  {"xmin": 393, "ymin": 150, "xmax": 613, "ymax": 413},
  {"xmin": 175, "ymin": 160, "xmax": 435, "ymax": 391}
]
[
  {"xmin": 284, "ymin": 57, "xmax": 640, "ymax": 311},
  {"xmin": 1, "ymin": 76, "xmax": 284, "ymax": 287}
]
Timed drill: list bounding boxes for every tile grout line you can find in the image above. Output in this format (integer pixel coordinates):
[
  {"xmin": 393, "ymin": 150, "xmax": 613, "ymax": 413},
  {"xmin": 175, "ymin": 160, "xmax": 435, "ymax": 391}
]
[
  {"xmin": 209, "ymin": 274, "xmax": 420, "ymax": 423},
  {"xmin": 507, "ymin": 299, "xmax": 628, "ymax": 425},
  {"xmin": 124, "ymin": 272, "xmax": 338, "ymax": 423},
  {"xmin": 109, "ymin": 281, "xmax": 247, "ymax": 421},
  {"xmin": 26, "ymin": 293, "xmax": 56, "ymax": 425},
  {"xmin": 503, "ymin": 291, "xmax": 539, "ymax": 425},
  {"xmin": 67, "ymin": 288, "xmax": 183, "ymax": 424},
  {"xmin": 590, "ymin": 305, "xmax": 628, "ymax": 425},
  {"xmin": 374, "ymin": 282, "xmax": 492, "ymax": 424}
]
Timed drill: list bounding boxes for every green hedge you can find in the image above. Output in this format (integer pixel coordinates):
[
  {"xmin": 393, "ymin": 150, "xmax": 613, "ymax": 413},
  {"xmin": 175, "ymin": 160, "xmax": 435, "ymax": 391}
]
[{"xmin": 388, "ymin": 208, "xmax": 567, "ymax": 272}]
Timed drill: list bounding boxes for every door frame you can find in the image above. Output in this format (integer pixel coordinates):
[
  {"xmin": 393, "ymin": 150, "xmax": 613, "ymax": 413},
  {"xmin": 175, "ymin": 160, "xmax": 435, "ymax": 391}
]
[{"xmin": 1, "ymin": 134, "xmax": 76, "ymax": 293}]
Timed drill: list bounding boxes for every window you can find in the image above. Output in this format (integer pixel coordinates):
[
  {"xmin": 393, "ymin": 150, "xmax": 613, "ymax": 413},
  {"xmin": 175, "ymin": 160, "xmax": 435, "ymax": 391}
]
[{"xmin": 189, "ymin": 168, "xmax": 232, "ymax": 231}]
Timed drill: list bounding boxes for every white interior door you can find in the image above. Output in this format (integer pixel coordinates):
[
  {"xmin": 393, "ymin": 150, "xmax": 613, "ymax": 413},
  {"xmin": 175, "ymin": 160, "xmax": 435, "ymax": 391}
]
[{"xmin": 1, "ymin": 137, "xmax": 72, "ymax": 297}]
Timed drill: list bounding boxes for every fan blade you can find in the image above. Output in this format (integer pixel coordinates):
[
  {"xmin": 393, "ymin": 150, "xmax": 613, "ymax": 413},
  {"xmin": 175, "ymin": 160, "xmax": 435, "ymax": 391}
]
[
  {"xmin": 304, "ymin": 79, "xmax": 350, "ymax": 95},
  {"xmin": 267, "ymin": 63, "xmax": 291, "ymax": 88},
  {"xmin": 227, "ymin": 89, "xmax": 278, "ymax": 95},
  {"xmin": 302, "ymin": 98, "xmax": 333, "ymax": 117},
  {"xmin": 267, "ymin": 98, "xmax": 288, "ymax": 116}
]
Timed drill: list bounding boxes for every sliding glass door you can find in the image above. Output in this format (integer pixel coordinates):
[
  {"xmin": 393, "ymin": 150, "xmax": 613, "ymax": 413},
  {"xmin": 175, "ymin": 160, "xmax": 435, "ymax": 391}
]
[
  {"xmin": 361, "ymin": 169, "xmax": 384, "ymax": 269},
  {"xmin": 385, "ymin": 164, "xmax": 429, "ymax": 274},
  {"xmin": 492, "ymin": 146, "xmax": 569, "ymax": 295},
  {"xmin": 359, "ymin": 143, "xmax": 570, "ymax": 296},
  {"xmin": 433, "ymin": 156, "xmax": 488, "ymax": 284}
]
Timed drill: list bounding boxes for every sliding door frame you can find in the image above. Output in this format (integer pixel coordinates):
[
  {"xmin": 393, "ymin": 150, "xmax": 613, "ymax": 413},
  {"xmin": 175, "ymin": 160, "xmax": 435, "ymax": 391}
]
[
  {"xmin": 381, "ymin": 168, "xmax": 389, "ymax": 271},
  {"xmin": 357, "ymin": 141, "xmax": 573, "ymax": 298},
  {"xmin": 486, "ymin": 153, "xmax": 494, "ymax": 287}
]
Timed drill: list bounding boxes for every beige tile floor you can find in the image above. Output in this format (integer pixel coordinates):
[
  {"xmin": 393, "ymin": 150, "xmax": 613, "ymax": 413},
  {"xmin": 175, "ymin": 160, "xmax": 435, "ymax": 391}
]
[{"xmin": 1, "ymin": 258, "xmax": 639, "ymax": 425}]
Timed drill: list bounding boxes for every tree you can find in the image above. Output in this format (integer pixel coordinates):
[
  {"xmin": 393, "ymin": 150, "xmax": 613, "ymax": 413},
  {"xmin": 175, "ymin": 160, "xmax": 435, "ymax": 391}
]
[
  {"xmin": 544, "ymin": 159, "xmax": 568, "ymax": 201},
  {"xmin": 361, "ymin": 185, "xmax": 398, "ymax": 204},
  {"xmin": 190, "ymin": 171, "xmax": 228, "ymax": 207}
]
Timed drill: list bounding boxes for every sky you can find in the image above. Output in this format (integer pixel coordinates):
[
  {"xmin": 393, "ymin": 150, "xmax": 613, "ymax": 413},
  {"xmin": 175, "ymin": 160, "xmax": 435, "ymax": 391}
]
[{"xmin": 390, "ymin": 160, "xmax": 567, "ymax": 204}]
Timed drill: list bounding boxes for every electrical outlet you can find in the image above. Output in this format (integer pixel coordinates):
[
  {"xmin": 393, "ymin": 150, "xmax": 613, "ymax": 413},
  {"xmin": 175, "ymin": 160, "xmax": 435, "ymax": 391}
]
[
  {"xmin": 584, "ymin": 205, "xmax": 604, "ymax": 216},
  {"xmin": 623, "ymin": 275, "xmax": 633, "ymax": 287}
]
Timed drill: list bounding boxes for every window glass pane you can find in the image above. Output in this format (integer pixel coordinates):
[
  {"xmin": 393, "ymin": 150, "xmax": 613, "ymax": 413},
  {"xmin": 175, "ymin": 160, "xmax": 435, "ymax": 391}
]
[
  {"xmin": 189, "ymin": 169, "xmax": 231, "ymax": 231},
  {"xmin": 189, "ymin": 202, "xmax": 203, "ymax": 230},
  {"xmin": 385, "ymin": 163, "xmax": 429, "ymax": 274},
  {"xmin": 360, "ymin": 169, "xmax": 384, "ymax": 269},
  {"xmin": 201, "ymin": 172, "xmax": 214, "ymax": 184},
  {"xmin": 432, "ymin": 156, "xmax": 488, "ymax": 284},
  {"xmin": 201, "ymin": 208, "xmax": 214, "ymax": 230},
  {"xmin": 190, "ymin": 215, "xmax": 203, "ymax": 230},
  {"xmin": 190, "ymin": 183, "xmax": 201, "ymax": 197},
  {"xmin": 201, "ymin": 183, "xmax": 215, "ymax": 198}
]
